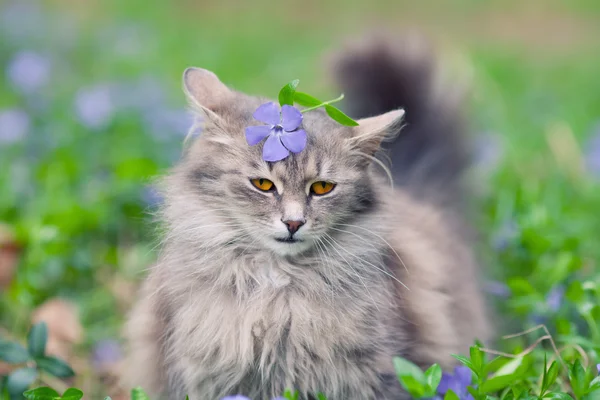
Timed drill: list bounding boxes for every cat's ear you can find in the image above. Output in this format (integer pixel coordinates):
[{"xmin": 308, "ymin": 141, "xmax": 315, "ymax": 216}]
[
  {"xmin": 182, "ymin": 67, "xmax": 233, "ymax": 121},
  {"xmin": 349, "ymin": 109, "xmax": 405, "ymax": 155}
]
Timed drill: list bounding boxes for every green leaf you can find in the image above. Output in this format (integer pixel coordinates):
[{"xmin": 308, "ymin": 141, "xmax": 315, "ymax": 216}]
[
  {"xmin": 483, "ymin": 356, "xmax": 508, "ymax": 376},
  {"xmin": 316, "ymin": 394, "xmax": 327, "ymax": 400},
  {"xmin": 283, "ymin": 389, "xmax": 299, "ymax": 400},
  {"xmin": 27, "ymin": 322, "xmax": 48, "ymax": 358},
  {"xmin": 6, "ymin": 367, "xmax": 38, "ymax": 397},
  {"xmin": 566, "ymin": 281, "xmax": 584, "ymax": 304},
  {"xmin": 444, "ymin": 389, "xmax": 460, "ymax": 400},
  {"xmin": 424, "ymin": 364, "xmax": 442, "ymax": 393},
  {"xmin": 131, "ymin": 387, "xmax": 150, "ymax": 400},
  {"xmin": 293, "ymin": 92, "xmax": 323, "ymax": 107},
  {"xmin": 481, "ymin": 373, "xmax": 519, "ymax": 393},
  {"xmin": 398, "ymin": 375, "xmax": 426, "ymax": 398},
  {"xmin": 466, "ymin": 386, "xmax": 478, "ymax": 398},
  {"xmin": 544, "ymin": 393, "xmax": 574, "ymax": 400},
  {"xmin": 278, "ymin": 79, "xmax": 300, "ymax": 106},
  {"xmin": 23, "ymin": 387, "xmax": 61, "ymax": 400},
  {"xmin": 185, "ymin": 396, "xmax": 189, "ymax": 400},
  {"xmin": 543, "ymin": 361, "xmax": 560, "ymax": 394},
  {"xmin": 451, "ymin": 354, "xmax": 477, "ymax": 376},
  {"xmin": 470, "ymin": 346, "xmax": 485, "ymax": 374},
  {"xmin": 589, "ymin": 376, "xmax": 600, "ymax": 391},
  {"xmin": 481, "ymin": 356, "xmax": 527, "ymax": 393},
  {"xmin": 541, "ymin": 353, "xmax": 548, "ymax": 395},
  {"xmin": 444, "ymin": 390, "xmax": 460, "ymax": 400},
  {"xmin": 0, "ymin": 341, "xmax": 30, "ymax": 364},
  {"xmin": 104, "ymin": 397, "xmax": 112, "ymax": 400},
  {"xmin": 324, "ymin": 105, "xmax": 359, "ymax": 126},
  {"xmin": 61, "ymin": 388, "xmax": 84, "ymax": 400},
  {"xmin": 36, "ymin": 356, "xmax": 75, "ymax": 378},
  {"xmin": 392, "ymin": 356, "xmax": 426, "ymax": 385},
  {"xmin": 568, "ymin": 359, "xmax": 588, "ymax": 399}
]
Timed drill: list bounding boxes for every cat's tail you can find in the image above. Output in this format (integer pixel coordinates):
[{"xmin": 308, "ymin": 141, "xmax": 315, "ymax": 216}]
[{"xmin": 330, "ymin": 33, "xmax": 470, "ymax": 204}]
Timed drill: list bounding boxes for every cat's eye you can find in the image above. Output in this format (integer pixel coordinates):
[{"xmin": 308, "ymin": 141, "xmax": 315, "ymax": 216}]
[
  {"xmin": 310, "ymin": 181, "xmax": 336, "ymax": 196},
  {"xmin": 251, "ymin": 178, "xmax": 275, "ymax": 192}
]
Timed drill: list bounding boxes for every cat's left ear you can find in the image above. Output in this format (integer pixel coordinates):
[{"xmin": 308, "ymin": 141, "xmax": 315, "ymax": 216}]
[
  {"xmin": 182, "ymin": 67, "xmax": 233, "ymax": 122},
  {"xmin": 349, "ymin": 109, "xmax": 405, "ymax": 155}
]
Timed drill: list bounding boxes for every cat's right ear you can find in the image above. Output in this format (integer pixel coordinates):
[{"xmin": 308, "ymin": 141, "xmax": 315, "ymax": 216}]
[{"xmin": 182, "ymin": 67, "xmax": 232, "ymax": 122}]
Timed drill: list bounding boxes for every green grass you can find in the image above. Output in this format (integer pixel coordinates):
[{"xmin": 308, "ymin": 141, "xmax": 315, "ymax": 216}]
[{"xmin": 0, "ymin": 0, "xmax": 599, "ymax": 398}]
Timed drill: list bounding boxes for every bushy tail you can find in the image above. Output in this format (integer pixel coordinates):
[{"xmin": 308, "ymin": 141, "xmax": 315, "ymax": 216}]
[{"xmin": 331, "ymin": 34, "xmax": 470, "ymax": 205}]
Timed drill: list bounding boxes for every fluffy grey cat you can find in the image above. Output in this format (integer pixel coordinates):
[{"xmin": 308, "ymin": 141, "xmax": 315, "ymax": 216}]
[{"xmin": 123, "ymin": 37, "xmax": 490, "ymax": 400}]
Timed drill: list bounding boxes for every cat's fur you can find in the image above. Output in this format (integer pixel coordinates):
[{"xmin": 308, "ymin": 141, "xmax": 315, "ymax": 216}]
[{"xmin": 123, "ymin": 37, "xmax": 490, "ymax": 400}]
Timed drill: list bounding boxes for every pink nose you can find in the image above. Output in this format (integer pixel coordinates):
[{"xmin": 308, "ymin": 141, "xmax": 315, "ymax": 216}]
[{"xmin": 282, "ymin": 220, "xmax": 305, "ymax": 235}]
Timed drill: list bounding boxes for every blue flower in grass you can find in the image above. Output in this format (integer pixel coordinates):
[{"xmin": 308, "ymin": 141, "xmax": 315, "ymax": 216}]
[
  {"xmin": 436, "ymin": 366, "xmax": 474, "ymax": 400},
  {"xmin": 245, "ymin": 102, "xmax": 307, "ymax": 162},
  {"xmin": 0, "ymin": 108, "xmax": 30, "ymax": 144},
  {"xmin": 546, "ymin": 285, "xmax": 564, "ymax": 312},
  {"xmin": 6, "ymin": 50, "xmax": 51, "ymax": 95}
]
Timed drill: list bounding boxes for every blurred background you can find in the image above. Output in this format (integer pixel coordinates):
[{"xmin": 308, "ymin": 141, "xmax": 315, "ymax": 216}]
[{"xmin": 1, "ymin": 0, "xmax": 599, "ymax": 398}]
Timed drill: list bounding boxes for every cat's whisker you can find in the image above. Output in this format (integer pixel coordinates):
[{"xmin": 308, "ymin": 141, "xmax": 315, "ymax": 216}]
[
  {"xmin": 324, "ymin": 233, "xmax": 409, "ymax": 291},
  {"xmin": 320, "ymin": 234, "xmax": 381, "ymax": 312},
  {"xmin": 333, "ymin": 224, "xmax": 409, "ymax": 274}
]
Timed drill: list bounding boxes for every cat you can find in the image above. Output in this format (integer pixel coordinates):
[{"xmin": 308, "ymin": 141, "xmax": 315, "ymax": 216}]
[{"xmin": 122, "ymin": 36, "xmax": 490, "ymax": 400}]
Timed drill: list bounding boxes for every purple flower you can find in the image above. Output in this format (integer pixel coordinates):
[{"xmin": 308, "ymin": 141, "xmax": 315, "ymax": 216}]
[
  {"xmin": 74, "ymin": 85, "xmax": 114, "ymax": 130},
  {"xmin": 141, "ymin": 186, "xmax": 164, "ymax": 208},
  {"xmin": 437, "ymin": 366, "xmax": 474, "ymax": 400},
  {"xmin": 220, "ymin": 396, "xmax": 250, "ymax": 400},
  {"xmin": 484, "ymin": 280, "xmax": 511, "ymax": 298},
  {"xmin": 546, "ymin": 285, "xmax": 565, "ymax": 312},
  {"xmin": 92, "ymin": 340, "xmax": 122, "ymax": 371},
  {"xmin": 585, "ymin": 124, "xmax": 600, "ymax": 178},
  {"xmin": 597, "ymin": 363, "xmax": 600, "ymax": 374},
  {"xmin": 492, "ymin": 220, "xmax": 519, "ymax": 251},
  {"xmin": 245, "ymin": 102, "xmax": 307, "ymax": 162},
  {"xmin": 6, "ymin": 51, "xmax": 51, "ymax": 95},
  {"xmin": 0, "ymin": 108, "xmax": 30, "ymax": 144}
]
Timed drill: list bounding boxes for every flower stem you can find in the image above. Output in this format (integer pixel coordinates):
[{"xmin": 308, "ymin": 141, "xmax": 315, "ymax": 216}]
[{"xmin": 300, "ymin": 94, "xmax": 345, "ymax": 113}]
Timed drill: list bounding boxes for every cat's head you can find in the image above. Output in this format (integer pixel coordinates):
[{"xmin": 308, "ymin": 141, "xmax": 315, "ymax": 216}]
[{"xmin": 170, "ymin": 68, "xmax": 403, "ymax": 257}]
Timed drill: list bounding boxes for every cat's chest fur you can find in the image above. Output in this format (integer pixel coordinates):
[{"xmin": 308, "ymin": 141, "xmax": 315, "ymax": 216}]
[{"xmin": 163, "ymin": 250, "xmax": 400, "ymax": 398}]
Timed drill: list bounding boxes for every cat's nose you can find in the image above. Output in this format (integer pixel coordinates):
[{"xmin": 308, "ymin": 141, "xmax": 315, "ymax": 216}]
[{"xmin": 282, "ymin": 219, "xmax": 305, "ymax": 235}]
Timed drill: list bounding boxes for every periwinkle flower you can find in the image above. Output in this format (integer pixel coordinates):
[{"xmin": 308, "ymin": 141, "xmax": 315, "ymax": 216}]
[
  {"xmin": 584, "ymin": 123, "xmax": 600, "ymax": 178},
  {"xmin": 92, "ymin": 339, "xmax": 122, "ymax": 372},
  {"xmin": 74, "ymin": 85, "xmax": 114, "ymax": 130},
  {"xmin": 546, "ymin": 285, "xmax": 565, "ymax": 312},
  {"xmin": 245, "ymin": 102, "xmax": 307, "ymax": 162},
  {"xmin": 220, "ymin": 396, "xmax": 250, "ymax": 400},
  {"xmin": 597, "ymin": 363, "xmax": 600, "ymax": 374},
  {"xmin": 6, "ymin": 50, "xmax": 51, "ymax": 95},
  {"xmin": 492, "ymin": 219, "xmax": 519, "ymax": 251},
  {"xmin": 436, "ymin": 366, "xmax": 474, "ymax": 400},
  {"xmin": 141, "ymin": 185, "xmax": 164, "ymax": 208},
  {"xmin": 484, "ymin": 280, "xmax": 511, "ymax": 299},
  {"xmin": 0, "ymin": 108, "xmax": 30, "ymax": 144}
]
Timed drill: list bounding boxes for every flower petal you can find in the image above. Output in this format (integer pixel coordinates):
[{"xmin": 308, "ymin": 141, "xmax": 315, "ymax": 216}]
[
  {"xmin": 280, "ymin": 104, "xmax": 303, "ymax": 131},
  {"xmin": 436, "ymin": 372, "xmax": 452, "ymax": 394},
  {"xmin": 253, "ymin": 102, "xmax": 280, "ymax": 125},
  {"xmin": 281, "ymin": 129, "xmax": 306, "ymax": 153},
  {"xmin": 262, "ymin": 133, "xmax": 289, "ymax": 162},
  {"xmin": 245, "ymin": 125, "xmax": 272, "ymax": 146},
  {"xmin": 454, "ymin": 366, "xmax": 473, "ymax": 388}
]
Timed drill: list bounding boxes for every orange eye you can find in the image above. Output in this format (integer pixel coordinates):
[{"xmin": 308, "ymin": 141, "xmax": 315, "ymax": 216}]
[
  {"xmin": 251, "ymin": 178, "xmax": 275, "ymax": 192},
  {"xmin": 310, "ymin": 181, "xmax": 335, "ymax": 196}
]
